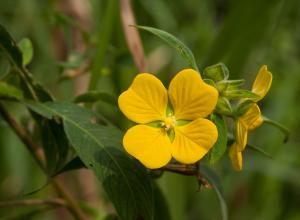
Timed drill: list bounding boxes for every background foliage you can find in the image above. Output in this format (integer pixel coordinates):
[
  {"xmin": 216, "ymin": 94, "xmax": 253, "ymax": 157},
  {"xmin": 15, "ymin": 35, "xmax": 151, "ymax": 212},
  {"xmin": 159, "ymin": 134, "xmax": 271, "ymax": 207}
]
[{"xmin": 0, "ymin": 0, "xmax": 299, "ymax": 219}]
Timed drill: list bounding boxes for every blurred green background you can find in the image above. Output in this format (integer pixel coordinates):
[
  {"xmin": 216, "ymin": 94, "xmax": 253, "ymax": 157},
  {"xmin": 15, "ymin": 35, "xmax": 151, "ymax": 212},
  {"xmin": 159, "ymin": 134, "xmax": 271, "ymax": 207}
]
[{"xmin": 0, "ymin": 0, "xmax": 299, "ymax": 219}]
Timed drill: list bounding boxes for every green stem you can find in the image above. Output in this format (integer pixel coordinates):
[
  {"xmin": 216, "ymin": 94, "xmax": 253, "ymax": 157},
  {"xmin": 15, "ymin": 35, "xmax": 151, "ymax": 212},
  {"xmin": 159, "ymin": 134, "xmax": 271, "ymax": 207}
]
[
  {"xmin": 88, "ymin": 0, "xmax": 118, "ymax": 91},
  {"xmin": 263, "ymin": 116, "xmax": 290, "ymax": 143}
]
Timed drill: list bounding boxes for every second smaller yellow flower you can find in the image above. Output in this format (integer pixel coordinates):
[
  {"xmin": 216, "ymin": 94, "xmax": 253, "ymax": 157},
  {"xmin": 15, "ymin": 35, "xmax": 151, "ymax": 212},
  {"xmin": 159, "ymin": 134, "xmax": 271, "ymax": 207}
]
[{"xmin": 229, "ymin": 65, "xmax": 273, "ymax": 171}]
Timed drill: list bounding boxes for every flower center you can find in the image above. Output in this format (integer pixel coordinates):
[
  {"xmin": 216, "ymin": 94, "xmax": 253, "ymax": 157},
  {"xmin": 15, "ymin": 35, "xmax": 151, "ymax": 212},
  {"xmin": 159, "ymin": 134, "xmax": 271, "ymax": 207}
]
[{"xmin": 162, "ymin": 115, "xmax": 176, "ymax": 131}]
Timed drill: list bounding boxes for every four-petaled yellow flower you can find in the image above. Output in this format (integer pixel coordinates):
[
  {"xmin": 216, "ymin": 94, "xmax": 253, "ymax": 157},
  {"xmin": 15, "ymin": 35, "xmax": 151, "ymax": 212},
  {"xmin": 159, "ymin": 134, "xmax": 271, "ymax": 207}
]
[
  {"xmin": 229, "ymin": 65, "xmax": 273, "ymax": 171},
  {"xmin": 118, "ymin": 69, "xmax": 219, "ymax": 169}
]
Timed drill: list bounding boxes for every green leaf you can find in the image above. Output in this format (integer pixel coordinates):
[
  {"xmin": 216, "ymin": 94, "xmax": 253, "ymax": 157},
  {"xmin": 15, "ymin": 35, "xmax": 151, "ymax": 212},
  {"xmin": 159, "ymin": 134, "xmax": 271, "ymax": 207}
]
[
  {"xmin": 199, "ymin": 165, "xmax": 228, "ymax": 220},
  {"xmin": 0, "ymin": 81, "xmax": 23, "ymax": 100},
  {"xmin": 23, "ymin": 84, "xmax": 71, "ymax": 175},
  {"xmin": 208, "ymin": 114, "xmax": 227, "ymax": 164},
  {"xmin": 136, "ymin": 25, "xmax": 198, "ymax": 71},
  {"xmin": 40, "ymin": 120, "xmax": 70, "ymax": 174},
  {"xmin": 27, "ymin": 101, "xmax": 154, "ymax": 220},
  {"xmin": 0, "ymin": 24, "xmax": 23, "ymax": 67},
  {"xmin": 18, "ymin": 38, "xmax": 33, "ymax": 66},
  {"xmin": 55, "ymin": 157, "xmax": 86, "ymax": 176},
  {"xmin": 73, "ymin": 91, "xmax": 117, "ymax": 105}
]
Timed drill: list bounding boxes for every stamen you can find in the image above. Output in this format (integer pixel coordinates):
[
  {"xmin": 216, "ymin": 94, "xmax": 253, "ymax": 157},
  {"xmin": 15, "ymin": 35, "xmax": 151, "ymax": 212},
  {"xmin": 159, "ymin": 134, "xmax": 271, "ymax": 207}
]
[{"xmin": 163, "ymin": 115, "xmax": 176, "ymax": 131}]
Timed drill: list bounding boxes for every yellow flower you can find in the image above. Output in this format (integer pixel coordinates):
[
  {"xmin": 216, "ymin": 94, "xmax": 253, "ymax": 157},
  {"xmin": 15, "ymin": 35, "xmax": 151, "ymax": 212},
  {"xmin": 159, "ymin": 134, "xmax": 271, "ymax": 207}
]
[
  {"xmin": 118, "ymin": 69, "xmax": 219, "ymax": 169},
  {"xmin": 229, "ymin": 65, "xmax": 273, "ymax": 171}
]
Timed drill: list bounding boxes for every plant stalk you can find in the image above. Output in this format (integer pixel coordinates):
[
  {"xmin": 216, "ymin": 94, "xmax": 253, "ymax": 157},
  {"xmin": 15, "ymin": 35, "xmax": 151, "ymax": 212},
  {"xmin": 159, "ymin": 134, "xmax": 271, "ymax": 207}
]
[
  {"xmin": 0, "ymin": 198, "xmax": 66, "ymax": 208},
  {"xmin": 0, "ymin": 102, "xmax": 90, "ymax": 220}
]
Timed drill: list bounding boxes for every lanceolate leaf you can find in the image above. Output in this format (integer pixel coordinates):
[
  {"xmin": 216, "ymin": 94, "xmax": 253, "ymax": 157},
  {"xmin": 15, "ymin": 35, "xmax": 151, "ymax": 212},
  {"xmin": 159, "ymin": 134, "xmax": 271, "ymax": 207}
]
[
  {"xmin": 208, "ymin": 114, "xmax": 227, "ymax": 164},
  {"xmin": 27, "ymin": 101, "xmax": 154, "ymax": 220},
  {"xmin": 136, "ymin": 25, "xmax": 199, "ymax": 71}
]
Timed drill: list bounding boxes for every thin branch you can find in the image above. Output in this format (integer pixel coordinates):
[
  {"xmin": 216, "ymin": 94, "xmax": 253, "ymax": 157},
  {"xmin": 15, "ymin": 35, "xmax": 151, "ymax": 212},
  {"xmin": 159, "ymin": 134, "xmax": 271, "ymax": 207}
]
[
  {"xmin": 0, "ymin": 102, "xmax": 45, "ymax": 169},
  {"xmin": 0, "ymin": 198, "xmax": 66, "ymax": 208},
  {"xmin": 162, "ymin": 163, "xmax": 197, "ymax": 175},
  {"xmin": 161, "ymin": 163, "xmax": 211, "ymax": 189},
  {"xmin": 0, "ymin": 102, "xmax": 90, "ymax": 220}
]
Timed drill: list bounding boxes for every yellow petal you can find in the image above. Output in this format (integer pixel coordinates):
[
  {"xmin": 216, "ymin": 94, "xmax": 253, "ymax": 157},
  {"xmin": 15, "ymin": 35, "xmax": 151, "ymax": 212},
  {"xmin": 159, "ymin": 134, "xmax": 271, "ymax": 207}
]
[
  {"xmin": 123, "ymin": 125, "xmax": 172, "ymax": 169},
  {"xmin": 171, "ymin": 118, "xmax": 218, "ymax": 164},
  {"xmin": 240, "ymin": 104, "xmax": 263, "ymax": 130},
  {"xmin": 236, "ymin": 120, "xmax": 248, "ymax": 152},
  {"xmin": 229, "ymin": 143, "xmax": 243, "ymax": 171},
  {"xmin": 118, "ymin": 73, "xmax": 168, "ymax": 124},
  {"xmin": 168, "ymin": 69, "xmax": 218, "ymax": 120},
  {"xmin": 252, "ymin": 65, "xmax": 272, "ymax": 101}
]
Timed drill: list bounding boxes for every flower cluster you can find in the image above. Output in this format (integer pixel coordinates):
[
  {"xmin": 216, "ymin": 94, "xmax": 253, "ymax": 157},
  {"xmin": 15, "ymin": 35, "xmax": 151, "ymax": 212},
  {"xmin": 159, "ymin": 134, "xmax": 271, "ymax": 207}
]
[{"xmin": 118, "ymin": 65, "xmax": 273, "ymax": 171}]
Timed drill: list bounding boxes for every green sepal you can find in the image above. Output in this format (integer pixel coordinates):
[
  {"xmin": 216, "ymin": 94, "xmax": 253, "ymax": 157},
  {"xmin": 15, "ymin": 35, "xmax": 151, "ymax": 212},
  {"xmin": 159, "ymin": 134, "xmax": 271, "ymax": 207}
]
[
  {"xmin": 223, "ymin": 89, "xmax": 260, "ymax": 100},
  {"xmin": 234, "ymin": 100, "xmax": 255, "ymax": 117},
  {"xmin": 203, "ymin": 78, "xmax": 216, "ymax": 87},
  {"xmin": 166, "ymin": 102, "xmax": 174, "ymax": 116},
  {"xmin": 215, "ymin": 97, "xmax": 232, "ymax": 116},
  {"xmin": 203, "ymin": 63, "xmax": 229, "ymax": 82},
  {"xmin": 146, "ymin": 121, "xmax": 163, "ymax": 128},
  {"xmin": 216, "ymin": 79, "xmax": 245, "ymax": 93},
  {"xmin": 224, "ymin": 79, "xmax": 245, "ymax": 89},
  {"xmin": 167, "ymin": 129, "xmax": 175, "ymax": 142},
  {"xmin": 208, "ymin": 114, "xmax": 228, "ymax": 165},
  {"xmin": 176, "ymin": 119, "xmax": 191, "ymax": 126}
]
